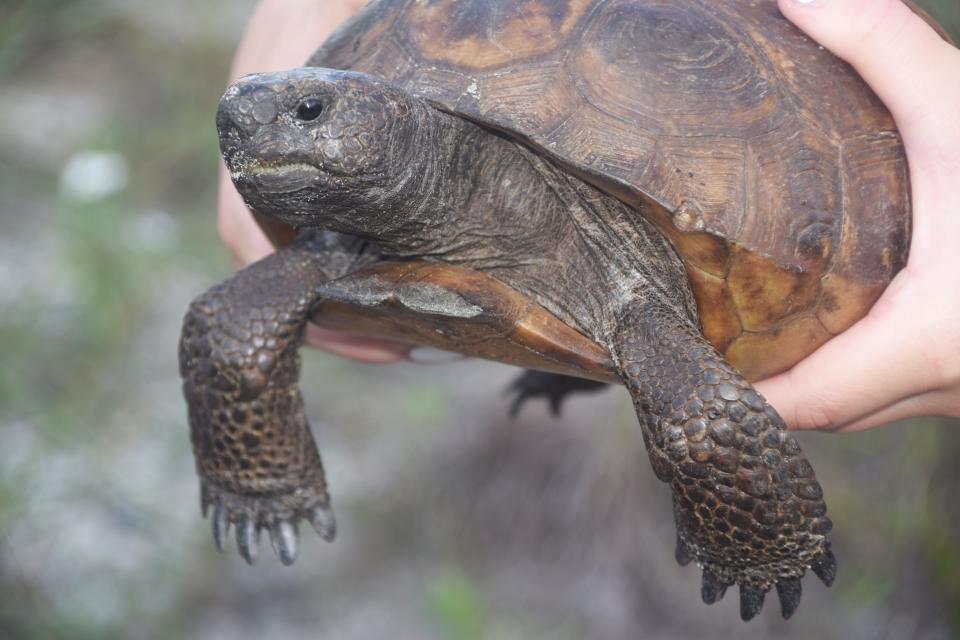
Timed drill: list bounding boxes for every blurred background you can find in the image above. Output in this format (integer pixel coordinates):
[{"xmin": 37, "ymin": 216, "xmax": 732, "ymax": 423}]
[{"xmin": 1, "ymin": 1, "xmax": 959, "ymax": 638}]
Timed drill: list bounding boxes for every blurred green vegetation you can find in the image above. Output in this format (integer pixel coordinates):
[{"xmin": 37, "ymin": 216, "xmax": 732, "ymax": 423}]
[
  {"xmin": 1, "ymin": 3, "xmax": 239, "ymax": 637},
  {"xmin": 0, "ymin": 0, "xmax": 232, "ymax": 435},
  {"xmin": 425, "ymin": 571, "xmax": 487, "ymax": 640}
]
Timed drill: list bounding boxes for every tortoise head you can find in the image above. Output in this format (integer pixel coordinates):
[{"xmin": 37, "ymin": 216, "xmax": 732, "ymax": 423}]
[{"xmin": 217, "ymin": 68, "xmax": 428, "ymax": 233}]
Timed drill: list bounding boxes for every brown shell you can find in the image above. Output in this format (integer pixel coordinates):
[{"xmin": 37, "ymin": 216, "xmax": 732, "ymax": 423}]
[{"xmin": 302, "ymin": 0, "xmax": 938, "ymax": 380}]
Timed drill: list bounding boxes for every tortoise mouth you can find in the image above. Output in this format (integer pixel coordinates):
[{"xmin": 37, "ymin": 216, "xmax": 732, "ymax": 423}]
[{"xmin": 241, "ymin": 162, "xmax": 323, "ymax": 194}]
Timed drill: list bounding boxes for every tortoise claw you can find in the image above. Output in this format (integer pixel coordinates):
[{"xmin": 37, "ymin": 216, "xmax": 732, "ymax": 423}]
[
  {"xmin": 271, "ymin": 520, "xmax": 299, "ymax": 566},
  {"xmin": 200, "ymin": 485, "xmax": 211, "ymax": 518},
  {"xmin": 739, "ymin": 584, "xmax": 765, "ymax": 621},
  {"xmin": 775, "ymin": 577, "xmax": 802, "ymax": 619},
  {"xmin": 199, "ymin": 482, "xmax": 332, "ymax": 565},
  {"xmin": 309, "ymin": 504, "xmax": 337, "ymax": 541},
  {"xmin": 212, "ymin": 504, "xmax": 230, "ymax": 552},
  {"xmin": 811, "ymin": 545, "xmax": 837, "ymax": 587},
  {"xmin": 674, "ymin": 535, "xmax": 692, "ymax": 566},
  {"xmin": 506, "ymin": 376, "xmax": 560, "ymax": 418},
  {"xmin": 700, "ymin": 569, "xmax": 727, "ymax": 605},
  {"xmin": 236, "ymin": 516, "xmax": 260, "ymax": 565}
]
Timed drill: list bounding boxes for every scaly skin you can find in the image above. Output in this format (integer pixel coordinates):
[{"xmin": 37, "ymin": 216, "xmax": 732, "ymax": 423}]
[
  {"xmin": 507, "ymin": 333, "xmax": 836, "ymax": 619},
  {"xmin": 185, "ymin": 66, "xmax": 839, "ymax": 619},
  {"xmin": 180, "ymin": 232, "xmax": 376, "ymax": 564},
  {"xmin": 613, "ymin": 300, "xmax": 834, "ymax": 619}
]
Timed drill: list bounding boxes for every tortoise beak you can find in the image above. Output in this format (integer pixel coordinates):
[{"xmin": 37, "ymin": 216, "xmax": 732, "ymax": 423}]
[
  {"xmin": 218, "ymin": 75, "xmax": 321, "ymax": 192},
  {"xmin": 217, "ymin": 75, "xmax": 281, "ymax": 168}
]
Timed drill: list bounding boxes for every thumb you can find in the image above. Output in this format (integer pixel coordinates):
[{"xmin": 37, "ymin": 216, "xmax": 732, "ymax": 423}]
[
  {"xmin": 761, "ymin": 0, "xmax": 960, "ymax": 432},
  {"xmin": 777, "ymin": 0, "xmax": 958, "ymax": 152}
]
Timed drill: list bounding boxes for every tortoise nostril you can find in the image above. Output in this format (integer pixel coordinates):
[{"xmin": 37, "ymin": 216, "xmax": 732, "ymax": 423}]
[{"xmin": 296, "ymin": 99, "xmax": 324, "ymax": 121}]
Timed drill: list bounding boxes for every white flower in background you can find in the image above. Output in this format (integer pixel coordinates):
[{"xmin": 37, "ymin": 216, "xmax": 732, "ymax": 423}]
[{"xmin": 60, "ymin": 150, "xmax": 129, "ymax": 201}]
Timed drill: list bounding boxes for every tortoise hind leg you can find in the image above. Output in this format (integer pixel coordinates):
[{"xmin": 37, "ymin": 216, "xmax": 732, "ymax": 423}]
[
  {"xmin": 611, "ymin": 300, "xmax": 835, "ymax": 621},
  {"xmin": 179, "ymin": 231, "xmax": 373, "ymax": 564},
  {"xmin": 506, "ymin": 371, "xmax": 608, "ymax": 417}
]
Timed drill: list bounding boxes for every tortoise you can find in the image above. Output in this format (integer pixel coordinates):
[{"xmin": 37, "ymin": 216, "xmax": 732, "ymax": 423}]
[{"xmin": 179, "ymin": 0, "xmax": 943, "ymax": 621}]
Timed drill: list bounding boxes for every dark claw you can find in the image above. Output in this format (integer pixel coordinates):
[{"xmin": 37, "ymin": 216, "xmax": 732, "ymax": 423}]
[
  {"xmin": 271, "ymin": 520, "xmax": 299, "ymax": 566},
  {"xmin": 507, "ymin": 385, "xmax": 540, "ymax": 418},
  {"xmin": 548, "ymin": 395, "xmax": 563, "ymax": 417},
  {"xmin": 309, "ymin": 504, "xmax": 337, "ymax": 541},
  {"xmin": 200, "ymin": 486, "xmax": 211, "ymax": 518},
  {"xmin": 212, "ymin": 504, "xmax": 230, "ymax": 552},
  {"xmin": 701, "ymin": 569, "xmax": 727, "ymax": 604},
  {"xmin": 811, "ymin": 545, "xmax": 837, "ymax": 587},
  {"xmin": 236, "ymin": 516, "xmax": 260, "ymax": 565},
  {"xmin": 675, "ymin": 535, "xmax": 692, "ymax": 566},
  {"xmin": 739, "ymin": 584, "xmax": 766, "ymax": 621},
  {"xmin": 775, "ymin": 578, "xmax": 802, "ymax": 619}
]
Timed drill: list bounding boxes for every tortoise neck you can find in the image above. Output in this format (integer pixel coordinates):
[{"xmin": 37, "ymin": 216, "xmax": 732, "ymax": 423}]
[
  {"xmin": 367, "ymin": 109, "xmax": 566, "ymax": 259},
  {"xmin": 353, "ymin": 107, "xmax": 698, "ymax": 339}
]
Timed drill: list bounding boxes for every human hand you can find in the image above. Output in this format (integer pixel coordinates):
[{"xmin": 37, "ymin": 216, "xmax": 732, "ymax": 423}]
[
  {"xmin": 756, "ymin": 0, "xmax": 960, "ymax": 432},
  {"xmin": 218, "ymin": 0, "xmax": 411, "ymax": 363}
]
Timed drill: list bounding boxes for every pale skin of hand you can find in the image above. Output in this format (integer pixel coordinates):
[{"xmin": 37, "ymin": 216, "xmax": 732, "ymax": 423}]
[
  {"xmin": 220, "ymin": 0, "xmax": 960, "ymax": 430},
  {"xmin": 754, "ymin": 0, "xmax": 960, "ymax": 432}
]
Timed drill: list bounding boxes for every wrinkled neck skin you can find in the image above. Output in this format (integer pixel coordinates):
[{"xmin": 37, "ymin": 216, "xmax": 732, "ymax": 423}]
[
  {"xmin": 292, "ymin": 104, "xmax": 512, "ymax": 257},
  {"xmin": 295, "ymin": 104, "xmax": 696, "ymax": 340}
]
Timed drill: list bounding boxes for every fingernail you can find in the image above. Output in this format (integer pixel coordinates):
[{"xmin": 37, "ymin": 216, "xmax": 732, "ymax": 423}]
[{"xmin": 408, "ymin": 346, "xmax": 465, "ymax": 364}]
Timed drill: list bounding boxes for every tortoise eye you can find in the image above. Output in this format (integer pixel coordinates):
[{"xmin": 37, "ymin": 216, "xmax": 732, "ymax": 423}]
[{"xmin": 296, "ymin": 98, "xmax": 324, "ymax": 121}]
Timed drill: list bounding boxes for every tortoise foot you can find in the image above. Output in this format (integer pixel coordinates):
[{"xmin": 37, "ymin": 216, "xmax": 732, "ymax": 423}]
[
  {"xmin": 200, "ymin": 481, "xmax": 336, "ymax": 565},
  {"xmin": 676, "ymin": 535, "xmax": 836, "ymax": 621},
  {"xmin": 505, "ymin": 370, "xmax": 608, "ymax": 417}
]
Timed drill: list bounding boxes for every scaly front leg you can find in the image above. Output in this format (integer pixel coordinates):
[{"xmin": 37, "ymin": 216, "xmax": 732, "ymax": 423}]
[
  {"xmin": 179, "ymin": 231, "xmax": 376, "ymax": 565},
  {"xmin": 612, "ymin": 300, "xmax": 836, "ymax": 621}
]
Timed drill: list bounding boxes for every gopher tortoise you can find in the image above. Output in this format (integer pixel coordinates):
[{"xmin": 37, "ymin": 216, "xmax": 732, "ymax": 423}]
[{"xmin": 180, "ymin": 0, "xmax": 945, "ymax": 621}]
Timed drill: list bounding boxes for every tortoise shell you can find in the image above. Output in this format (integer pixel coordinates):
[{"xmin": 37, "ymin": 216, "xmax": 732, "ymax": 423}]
[{"xmin": 283, "ymin": 0, "xmax": 932, "ymax": 380}]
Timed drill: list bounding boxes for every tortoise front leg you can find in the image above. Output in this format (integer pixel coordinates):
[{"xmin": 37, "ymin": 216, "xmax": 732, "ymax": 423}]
[
  {"xmin": 611, "ymin": 300, "xmax": 836, "ymax": 621},
  {"xmin": 179, "ymin": 231, "xmax": 376, "ymax": 565}
]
